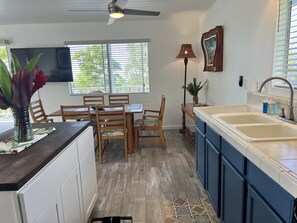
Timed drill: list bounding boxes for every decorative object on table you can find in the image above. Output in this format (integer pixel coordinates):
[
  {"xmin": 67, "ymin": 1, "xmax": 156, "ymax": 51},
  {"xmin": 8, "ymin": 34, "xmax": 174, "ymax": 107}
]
[
  {"xmin": 176, "ymin": 44, "xmax": 196, "ymax": 106},
  {"xmin": 0, "ymin": 127, "xmax": 55, "ymax": 154},
  {"xmin": 0, "ymin": 54, "xmax": 47, "ymax": 142},
  {"xmin": 183, "ymin": 78, "xmax": 208, "ymax": 106},
  {"xmin": 201, "ymin": 26, "xmax": 223, "ymax": 72}
]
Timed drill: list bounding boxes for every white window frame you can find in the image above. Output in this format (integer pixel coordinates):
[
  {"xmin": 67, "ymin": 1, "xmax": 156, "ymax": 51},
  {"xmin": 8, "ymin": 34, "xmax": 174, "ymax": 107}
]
[
  {"xmin": 65, "ymin": 39, "xmax": 150, "ymax": 95},
  {"xmin": 273, "ymin": 0, "xmax": 297, "ymax": 88}
]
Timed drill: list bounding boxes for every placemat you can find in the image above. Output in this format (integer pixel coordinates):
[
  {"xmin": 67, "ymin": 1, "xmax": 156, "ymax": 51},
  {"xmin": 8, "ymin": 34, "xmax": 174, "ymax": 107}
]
[{"xmin": 0, "ymin": 127, "xmax": 56, "ymax": 155}]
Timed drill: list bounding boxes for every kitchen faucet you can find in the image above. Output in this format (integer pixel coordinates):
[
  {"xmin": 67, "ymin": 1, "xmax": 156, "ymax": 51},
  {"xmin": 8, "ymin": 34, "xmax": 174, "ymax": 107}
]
[{"xmin": 258, "ymin": 76, "xmax": 295, "ymax": 121}]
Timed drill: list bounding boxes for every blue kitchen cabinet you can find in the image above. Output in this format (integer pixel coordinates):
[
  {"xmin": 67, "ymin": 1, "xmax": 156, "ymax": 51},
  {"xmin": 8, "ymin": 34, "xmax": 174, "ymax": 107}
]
[
  {"xmin": 221, "ymin": 157, "xmax": 245, "ymax": 223},
  {"xmin": 246, "ymin": 185, "xmax": 283, "ymax": 223},
  {"xmin": 196, "ymin": 127, "xmax": 206, "ymax": 187},
  {"xmin": 195, "ymin": 116, "xmax": 206, "ymax": 187},
  {"xmin": 195, "ymin": 115, "xmax": 296, "ymax": 222},
  {"xmin": 206, "ymin": 138, "xmax": 221, "ymax": 216},
  {"xmin": 247, "ymin": 161, "xmax": 295, "ymax": 223},
  {"xmin": 220, "ymin": 138, "xmax": 246, "ymax": 223}
]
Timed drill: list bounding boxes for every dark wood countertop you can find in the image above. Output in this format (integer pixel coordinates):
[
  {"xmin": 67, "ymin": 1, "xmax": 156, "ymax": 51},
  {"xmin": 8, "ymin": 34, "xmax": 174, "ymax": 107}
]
[{"xmin": 0, "ymin": 121, "xmax": 90, "ymax": 191}]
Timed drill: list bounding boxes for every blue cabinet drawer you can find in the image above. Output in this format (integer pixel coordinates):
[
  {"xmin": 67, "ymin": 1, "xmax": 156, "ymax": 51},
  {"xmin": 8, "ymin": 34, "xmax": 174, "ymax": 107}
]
[
  {"xmin": 205, "ymin": 125, "xmax": 220, "ymax": 149},
  {"xmin": 247, "ymin": 161, "xmax": 294, "ymax": 223},
  {"xmin": 221, "ymin": 138, "xmax": 245, "ymax": 175},
  {"xmin": 195, "ymin": 115, "xmax": 205, "ymax": 134}
]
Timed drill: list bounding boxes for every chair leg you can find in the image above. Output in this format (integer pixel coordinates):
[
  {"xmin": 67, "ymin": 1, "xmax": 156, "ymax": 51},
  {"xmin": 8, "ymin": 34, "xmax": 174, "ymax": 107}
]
[
  {"xmin": 124, "ymin": 138, "xmax": 128, "ymax": 162},
  {"xmin": 134, "ymin": 128, "xmax": 139, "ymax": 149},
  {"xmin": 159, "ymin": 128, "xmax": 166, "ymax": 148},
  {"xmin": 99, "ymin": 139, "xmax": 103, "ymax": 163}
]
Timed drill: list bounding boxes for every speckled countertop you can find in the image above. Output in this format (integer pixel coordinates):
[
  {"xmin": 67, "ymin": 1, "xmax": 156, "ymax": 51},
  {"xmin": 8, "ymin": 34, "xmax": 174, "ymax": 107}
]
[{"xmin": 194, "ymin": 105, "xmax": 297, "ymax": 198}]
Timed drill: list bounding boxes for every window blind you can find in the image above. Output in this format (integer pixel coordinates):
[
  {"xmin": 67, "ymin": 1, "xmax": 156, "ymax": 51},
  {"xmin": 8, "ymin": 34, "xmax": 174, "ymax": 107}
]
[
  {"xmin": 66, "ymin": 40, "xmax": 149, "ymax": 95},
  {"xmin": 273, "ymin": 0, "xmax": 297, "ymax": 87}
]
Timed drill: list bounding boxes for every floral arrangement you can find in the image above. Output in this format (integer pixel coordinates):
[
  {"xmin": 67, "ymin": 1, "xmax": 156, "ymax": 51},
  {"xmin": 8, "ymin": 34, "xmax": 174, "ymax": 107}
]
[
  {"xmin": 0, "ymin": 54, "xmax": 47, "ymax": 109},
  {"xmin": 183, "ymin": 78, "xmax": 208, "ymax": 98}
]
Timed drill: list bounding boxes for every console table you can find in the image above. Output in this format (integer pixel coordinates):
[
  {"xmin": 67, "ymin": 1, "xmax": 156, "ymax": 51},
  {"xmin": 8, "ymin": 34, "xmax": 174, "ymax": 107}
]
[{"xmin": 179, "ymin": 103, "xmax": 206, "ymax": 144}]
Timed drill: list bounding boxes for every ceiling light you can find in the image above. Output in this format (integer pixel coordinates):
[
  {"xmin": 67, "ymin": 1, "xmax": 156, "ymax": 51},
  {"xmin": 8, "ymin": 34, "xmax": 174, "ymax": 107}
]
[{"xmin": 110, "ymin": 12, "xmax": 124, "ymax": 18}]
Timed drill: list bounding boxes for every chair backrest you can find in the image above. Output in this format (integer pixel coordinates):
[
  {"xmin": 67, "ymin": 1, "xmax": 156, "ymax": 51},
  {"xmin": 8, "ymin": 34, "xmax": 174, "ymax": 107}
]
[
  {"xmin": 159, "ymin": 95, "xmax": 166, "ymax": 120},
  {"xmin": 108, "ymin": 94, "xmax": 129, "ymax": 105},
  {"xmin": 60, "ymin": 105, "xmax": 91, "ymax": 122},
  {"xmin": 83, "ymin": 95, "xmax": 105, "ymax": 105},
  {"xmin": 95, "ymin": 104, "xmax": 126, "ymax": 137},
  {"xmin": 29, "ymin": 100, "xmax": 52, "ymax": 123}
]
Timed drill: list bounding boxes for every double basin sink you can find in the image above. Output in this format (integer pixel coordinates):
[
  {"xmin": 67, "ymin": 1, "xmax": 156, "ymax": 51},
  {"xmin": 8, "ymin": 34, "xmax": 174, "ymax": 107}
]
[{"xmin": 212, "ymin": 112, "xmax": 297, "ymax": 142}]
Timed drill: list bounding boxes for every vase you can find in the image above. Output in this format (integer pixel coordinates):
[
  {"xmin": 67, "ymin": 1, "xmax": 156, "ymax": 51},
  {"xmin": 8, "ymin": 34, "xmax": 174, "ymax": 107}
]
[
  {"xmin": 12, "ymin": 106, "xmax": 34, "ymax": 142},
  {"xmin": 193, "ymin": 96, "xmax": 199, "ymax": 107}
]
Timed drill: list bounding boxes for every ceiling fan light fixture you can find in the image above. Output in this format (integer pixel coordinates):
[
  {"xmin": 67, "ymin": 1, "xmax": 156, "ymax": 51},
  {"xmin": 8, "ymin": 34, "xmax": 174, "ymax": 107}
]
[
  {"xmin": 110, "ymin": 11, "xmax": 124, "ymax": 18},
  {"xmin": 108, "ymin": 2, "xmax": 124, "ymax": 19}
]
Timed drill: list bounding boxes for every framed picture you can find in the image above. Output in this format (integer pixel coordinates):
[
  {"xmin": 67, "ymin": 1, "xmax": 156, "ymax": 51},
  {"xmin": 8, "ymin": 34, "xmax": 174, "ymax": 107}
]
[{"xmin": 201, "ymin": 26, "xmax": 223, "ymax": 72}]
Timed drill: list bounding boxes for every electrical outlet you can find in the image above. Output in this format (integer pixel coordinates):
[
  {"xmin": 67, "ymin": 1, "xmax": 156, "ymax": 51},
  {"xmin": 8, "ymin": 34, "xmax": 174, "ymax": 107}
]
[{"xmin": 256, "ymin": 80, "xmax": 260, "ymax": 91}]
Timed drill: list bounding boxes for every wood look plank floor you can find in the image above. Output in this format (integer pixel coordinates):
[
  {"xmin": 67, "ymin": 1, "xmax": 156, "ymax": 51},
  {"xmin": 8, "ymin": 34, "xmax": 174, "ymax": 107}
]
[{"xmin": 89, "ymin": 130, "xmax": 211, "ymax": 223}]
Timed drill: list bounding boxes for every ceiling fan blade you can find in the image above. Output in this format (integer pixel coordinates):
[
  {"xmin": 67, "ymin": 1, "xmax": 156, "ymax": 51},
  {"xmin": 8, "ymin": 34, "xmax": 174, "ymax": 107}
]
[
  {"xmin": 114, "ymin": 0, "xmax": 128, "ymax": 9},
  {"xmin": 107, "ymin": 16, "xmax": 116, "ymax": 25},
  {"xmin": 68, "ymin": 9, "xmax": 106, "ymax": 12},
  {"xmin": 123, "ymin": 9, "xmax": 160, "ymax": 16}
]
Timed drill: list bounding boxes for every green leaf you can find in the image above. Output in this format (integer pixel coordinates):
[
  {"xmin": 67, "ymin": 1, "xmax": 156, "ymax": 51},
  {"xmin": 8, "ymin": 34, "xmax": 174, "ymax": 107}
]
[
  {"xmin": 10, "ymin": 53, "xmax": 21, "ymax": 74},
  {"xmin": 24, "ymin": 53, "xmax": 42, "ymax": 73},
  {"xmin": 0, "ymin": 59, "xmax": 12, "ymax": 102}
]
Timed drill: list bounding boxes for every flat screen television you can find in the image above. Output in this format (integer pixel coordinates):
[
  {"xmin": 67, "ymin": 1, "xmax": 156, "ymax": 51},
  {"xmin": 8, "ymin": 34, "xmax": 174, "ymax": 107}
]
[{"xmin": 10, "ymin": 47, "xmax": 73, "ymax": 82}]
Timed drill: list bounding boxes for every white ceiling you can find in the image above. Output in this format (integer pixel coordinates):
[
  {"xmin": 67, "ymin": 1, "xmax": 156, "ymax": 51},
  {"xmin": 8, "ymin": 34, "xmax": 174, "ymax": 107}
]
[{"xmin": 0, "ymin": 0, "xmax": 217, "ymax": 25}]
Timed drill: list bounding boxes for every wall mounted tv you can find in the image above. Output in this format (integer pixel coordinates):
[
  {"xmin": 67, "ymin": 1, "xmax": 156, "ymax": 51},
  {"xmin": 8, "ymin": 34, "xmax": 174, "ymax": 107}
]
[{"xmin": 10, "ymin": 47, "xmax": 73, "ymax": 82}]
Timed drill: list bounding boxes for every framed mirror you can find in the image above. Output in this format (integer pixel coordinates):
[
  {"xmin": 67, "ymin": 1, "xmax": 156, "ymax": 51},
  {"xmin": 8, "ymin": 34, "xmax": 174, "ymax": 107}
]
[{"xmin": 201, "ymin": 26, "xmax": 223, "ymax": 72}]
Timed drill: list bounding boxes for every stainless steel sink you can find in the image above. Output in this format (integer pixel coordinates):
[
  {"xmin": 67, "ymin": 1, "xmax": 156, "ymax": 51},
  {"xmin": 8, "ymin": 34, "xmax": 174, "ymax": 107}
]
[
  {"xmin": 212, "ymin": 112, "xmax": 297, "ymax": 142},
  {"xmin": 212, "ymin": 112, "xmax": 276, "ymax": 125}
]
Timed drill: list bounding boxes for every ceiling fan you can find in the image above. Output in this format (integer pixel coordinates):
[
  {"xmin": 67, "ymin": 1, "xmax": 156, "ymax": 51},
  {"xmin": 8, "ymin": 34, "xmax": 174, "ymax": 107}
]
[{"xmin": 69, "ymin": 0, "xmax": 160, "ymax": 25}]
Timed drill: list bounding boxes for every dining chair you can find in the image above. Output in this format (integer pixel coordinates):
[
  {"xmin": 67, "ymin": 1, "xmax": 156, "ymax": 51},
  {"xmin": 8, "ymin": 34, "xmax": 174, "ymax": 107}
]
[
  {"xmin": 60, "ymin": 105, "xmax": 91, "ymax": 122},
  {"xmin": 108, "ymin": 94, "xmax": 129, "ymax": 105},
  {"xmin": 95, "ymin": 104, "xmax": 128, "ymax": 163},
  {"xmin": 29, "ymin": 100, "xmax": 53, "ymax": 123},
  {"xmin": 134, "ymin": 95, "xmax": 166, "ymax": 148},
  {"xmin": 83, "ymin": 95, "xmax": 105, "ymax": 106},
  {"xmin": 61, "ymin": 105, "xmax": 99, "ymax": 151}
]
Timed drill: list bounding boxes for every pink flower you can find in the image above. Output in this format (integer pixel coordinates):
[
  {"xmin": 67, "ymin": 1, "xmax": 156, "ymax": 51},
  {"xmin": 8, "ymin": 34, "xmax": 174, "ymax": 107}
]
[
  {"xmin": 0, "ymin": 54, "xmax": 47, "ymax": 109},
  {"xmin": 32, "ymin": 68, "xmax": 47, "ymax": 95}
]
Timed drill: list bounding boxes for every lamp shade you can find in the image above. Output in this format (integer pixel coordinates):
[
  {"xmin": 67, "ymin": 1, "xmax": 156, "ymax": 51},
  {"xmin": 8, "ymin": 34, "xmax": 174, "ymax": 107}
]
[{"xmin": 176, "ymin": 44, "xmax": 196, "ymax": 58}]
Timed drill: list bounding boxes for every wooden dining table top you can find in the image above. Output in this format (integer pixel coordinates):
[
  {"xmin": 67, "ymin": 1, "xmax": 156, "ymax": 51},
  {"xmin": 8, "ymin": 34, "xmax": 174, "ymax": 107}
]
[{"xmin": 48, "ymin": 103, "xmax": 144, "ymax": 117}]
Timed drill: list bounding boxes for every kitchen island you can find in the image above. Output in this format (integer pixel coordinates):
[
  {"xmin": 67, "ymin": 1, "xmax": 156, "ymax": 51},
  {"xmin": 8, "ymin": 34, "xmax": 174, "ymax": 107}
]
[
  {"xmin": 194, "ymin": 105, "xmax": 297, "ymax": 223},
  {"xmin": 0, "ymin": 121, "xmax": 98, "ymax": 223}
]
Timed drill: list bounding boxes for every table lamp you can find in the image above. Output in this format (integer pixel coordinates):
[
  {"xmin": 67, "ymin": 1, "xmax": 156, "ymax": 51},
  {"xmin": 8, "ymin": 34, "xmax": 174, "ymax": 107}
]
[{"xmin": 176, "ymin": 44, "xmax": 196, "ymax": 106}]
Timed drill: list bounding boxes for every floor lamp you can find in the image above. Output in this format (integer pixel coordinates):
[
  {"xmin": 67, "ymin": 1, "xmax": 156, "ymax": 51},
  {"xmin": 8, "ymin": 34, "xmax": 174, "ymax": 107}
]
[{"xmin": 176, "ymin": 44, "xmax": 196, "ymax": 106}]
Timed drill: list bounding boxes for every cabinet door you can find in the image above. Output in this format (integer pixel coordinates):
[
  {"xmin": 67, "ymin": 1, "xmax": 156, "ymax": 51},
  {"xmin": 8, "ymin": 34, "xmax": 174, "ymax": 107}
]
[
  {"xmin": 196, "ymin": 127, "xmax": 206, "ymax": 187},
  {"xmin": 206, "ymin": 139, "xmax": 221, "ymax": 216},
  {"xmin": 35, "ymin": 194, "xmax": 63, "ymax": 223},
  {"xmin": 246, "ymin": 185, "xmax": 283, "ymax": 223},
  {"xmin": 60, "ymin": 166, "xmax": 83, "ymax": 223},
  {"xmin": 80, "ymin": 149, "xmax": 98, "ymax": 221},
  {"xmin": 221, "ymin": 157, "xmax": 245, "ymax": 223}
]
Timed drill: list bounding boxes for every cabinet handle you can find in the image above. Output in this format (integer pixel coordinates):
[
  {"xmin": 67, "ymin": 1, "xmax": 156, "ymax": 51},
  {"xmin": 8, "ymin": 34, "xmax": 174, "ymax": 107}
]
[{"xmin": 293, "ymin": 204, "xmax": 297, "ymax": 222}]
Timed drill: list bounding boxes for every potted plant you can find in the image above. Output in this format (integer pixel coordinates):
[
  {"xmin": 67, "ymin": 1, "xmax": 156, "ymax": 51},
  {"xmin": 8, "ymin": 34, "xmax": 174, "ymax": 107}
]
[{"xmin": 183, "ymin": 78, "xmax": 208, "ymax": 106}]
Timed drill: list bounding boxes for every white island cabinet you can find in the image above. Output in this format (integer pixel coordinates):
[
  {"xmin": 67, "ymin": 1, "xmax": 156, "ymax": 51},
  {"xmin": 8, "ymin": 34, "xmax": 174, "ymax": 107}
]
[{"xmin": 0, "ymin": 126, "xmax": 98, "ymax": 223}]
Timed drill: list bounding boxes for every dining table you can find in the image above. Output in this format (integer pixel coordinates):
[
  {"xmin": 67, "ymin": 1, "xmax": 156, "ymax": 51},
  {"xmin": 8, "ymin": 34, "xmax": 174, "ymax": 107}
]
[{"xmin": 48, "ymin": 103, "xmax": 144, "ymax": 154}]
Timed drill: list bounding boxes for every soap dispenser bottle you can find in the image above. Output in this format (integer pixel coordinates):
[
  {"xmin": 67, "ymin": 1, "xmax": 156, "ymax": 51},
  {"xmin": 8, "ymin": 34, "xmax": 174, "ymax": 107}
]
[
  {"xmin": 268, "ymin": 97, "xmax": 276, "ymax": 115},
  {"xmin": 263, "ymin": 97, "xmax": 268, "ymax": 114}
]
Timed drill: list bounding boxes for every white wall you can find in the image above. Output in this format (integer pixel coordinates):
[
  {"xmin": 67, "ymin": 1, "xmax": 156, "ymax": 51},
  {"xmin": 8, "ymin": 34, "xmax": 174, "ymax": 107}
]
[
  {"xmin": 0, "ymin": 0, "xmax": 282, "ymax": 127},
  {"xmin": 0, "ymin": 12, "xmax": 203, "ymax": 127},
  {"xmin": 198, "ymin": 0, "xmax": 279, "ymax": 106}
]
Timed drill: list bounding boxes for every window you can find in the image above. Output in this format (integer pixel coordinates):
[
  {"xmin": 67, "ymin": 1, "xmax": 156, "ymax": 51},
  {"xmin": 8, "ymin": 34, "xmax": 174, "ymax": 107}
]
[
  {"xmin": 0, "ymin": 40, "xmax": 13, "ymax": 123},
  {"xmin": 66, "ymin": 40, "xmax": 150, "ymax": 95},
  {"xmin": 273, "ymin": 0, "xmax": 297, "ymax": 87}
]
